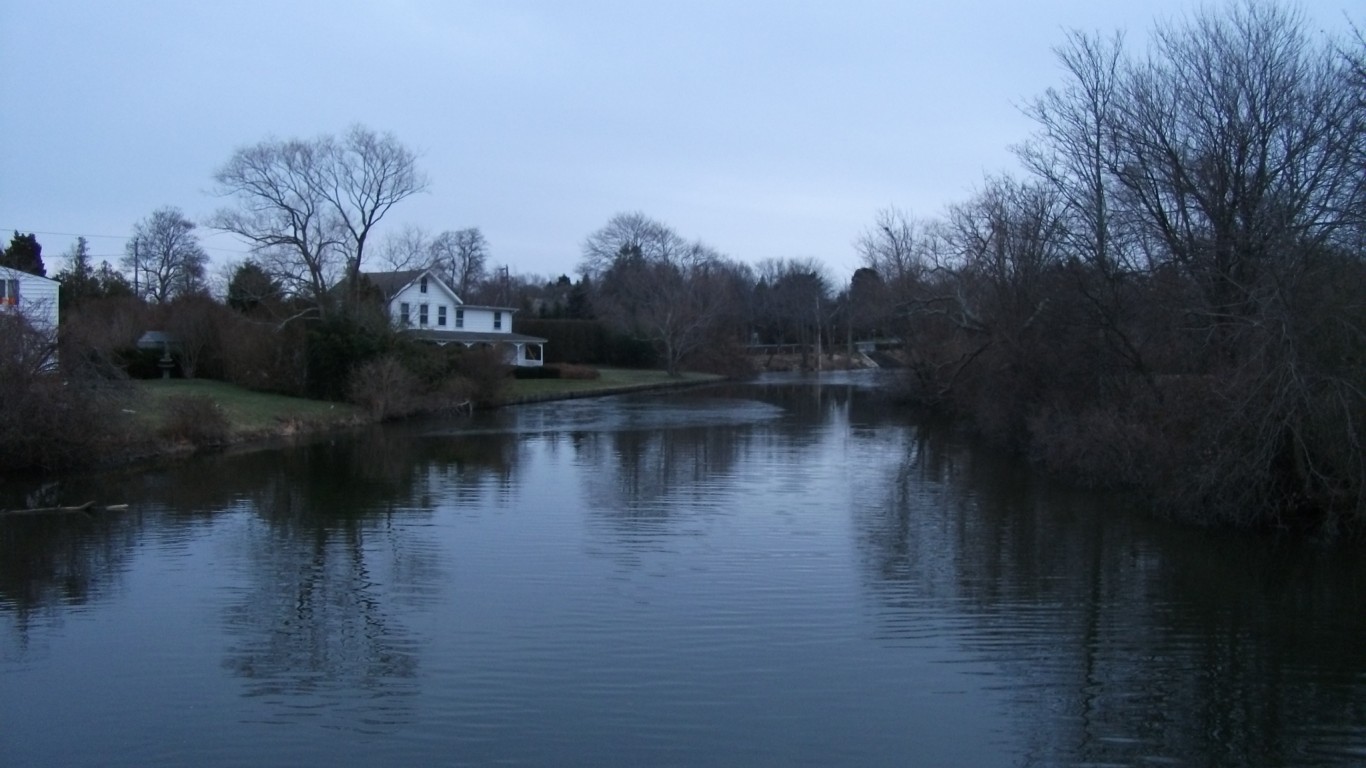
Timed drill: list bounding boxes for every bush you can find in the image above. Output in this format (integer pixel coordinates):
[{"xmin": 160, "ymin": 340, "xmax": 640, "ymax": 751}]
[
  {"xmin": 453, "ymin": 347, "xmax": 511, "ymax": 407},
  {"xmin": 217, "ymin": 314, "xmax": 308, "ymax": 396},
  {"xmin": 59, "ymin": 296, "xmax": 149, "ymax": 379},
  {"xmin": 513, "ymin": 365, "xmax": 560, "ymax": 379},
  {"xmin": 158, "ymin": 394, "xmax": 230, "ymax": 447},
  {"xmin": 682, "ymin": 338, "xmax": 758, "ymax": 379},
  {"xmin": 304, "ymin": 313, "xmax": 395, "ymax": 401},
  {"xmin": 348, "ymin": 355, "xmax": 422, "ymax": 420},
  {"xmin": 0, "ymin": 315, "xmax": 132, "ymax": 472}
]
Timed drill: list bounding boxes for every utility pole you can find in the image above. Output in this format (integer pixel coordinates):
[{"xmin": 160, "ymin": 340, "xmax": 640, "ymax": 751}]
[
  {"xmin": 130, "ymin": 238, "xmax": 141, "ymax": 299},
  {"xmin": 814, "ymin": 295, "xmax": 822, "ymax": 371}
]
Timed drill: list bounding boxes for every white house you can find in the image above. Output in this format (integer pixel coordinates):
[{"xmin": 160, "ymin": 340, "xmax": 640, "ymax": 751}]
[
  {"xmin": 364, "ymin": 269, "xmax": 546, "ymax": 366},
  {"xmin": 0, "ymin": 265, "xmax": 60, "ymax": 336}
]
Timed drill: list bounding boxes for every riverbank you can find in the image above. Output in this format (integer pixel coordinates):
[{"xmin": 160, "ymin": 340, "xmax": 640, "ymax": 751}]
[
  {"xmin": 132, "ymin": 368, "xmax": 724, "ymax": 449},
  {"xmin": 0, "ymin": 369, "xmax": 725, "ymax": 480},
  {"xmin": 507, "ymin": 369, "xmax": 722, "ymax": 404}
]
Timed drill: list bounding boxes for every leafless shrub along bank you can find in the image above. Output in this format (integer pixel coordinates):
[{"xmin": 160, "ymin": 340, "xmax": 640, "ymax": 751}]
[{"xmin": 862, "ymin": 1, "xmax": 1365, "ymax": 534}]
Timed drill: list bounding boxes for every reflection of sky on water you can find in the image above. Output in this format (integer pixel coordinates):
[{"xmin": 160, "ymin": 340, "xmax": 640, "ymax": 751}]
[
  {"xmin": 423, "ymin": 394, "xmax": 787, "ymax": 440},
  {"xmin": 1, "ymin": 376, "xmax": 1364, "ymax": 766}
]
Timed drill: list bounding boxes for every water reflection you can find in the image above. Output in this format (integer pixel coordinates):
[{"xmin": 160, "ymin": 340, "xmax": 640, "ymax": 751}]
[
  {"xmin": 2, "ymin": 373, "xmax": 1363, "ymax": 765},
  {"xmin": 0, "ymin": 506, "xmax": 143, "ymax": 660},
  {"xmin": 852, "ymin": 416, "xmax": 1366, "ymax": 766}
]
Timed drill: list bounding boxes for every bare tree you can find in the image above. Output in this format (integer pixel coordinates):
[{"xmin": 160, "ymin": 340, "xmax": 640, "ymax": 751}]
[
  {"xmin": 376, "ymin": 224, "xmax": 432, "ymax": 272},
  {"xmin": 209, "ymin": 125, "xmax": 427, "ymax": 315},
  {"xmin": 123, "ymin": 207, "xmax": 209, "ymax": 303},
  {"xmin": 327, "ymin": 125, "xmax": 429, "ymax": 293},
  {"xmin": 1014, "ymin": 29, "xmax": 1161, "ymax": 386},
  {"xmin": 887, "ymin": 1, "xmax": 1366, "ymax": 529},
  {"xmin": 1017, "ymin": 30, "xmax": 1129, "ymax": 273},
  {"xmin": 580, "ymin": 212, "xmax": 738, "ymax": 375},
  {"xmin": 752, "ymin": 257, "xmax": 832, "ymax": 366},
  {"xmin": 429, "ymin": 227, "xmax": 488, "ymax": 297},
  {"xmin": 856, "ymin": 208, "xmax": 929, "ymax": 289},
  {"xmin": 1108, "ymin": 1, "xmax": 1359, "ymax": 313},
  {"xmin": 1099, "ymin": 1, "xmax": 1365, "ymax": 524},
  {"xmin": 162, "ymin": 295, "xmax": 223, "ymax": 379}
]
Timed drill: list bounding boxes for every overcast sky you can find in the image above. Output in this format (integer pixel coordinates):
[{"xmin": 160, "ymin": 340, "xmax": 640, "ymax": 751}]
[{"xmin": 1, "ymin": 0, "xmax": 1357, "ymax": 284}]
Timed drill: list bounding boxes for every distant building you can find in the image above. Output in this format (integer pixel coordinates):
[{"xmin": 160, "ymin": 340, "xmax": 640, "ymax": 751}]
[
  {"xmin": 363, "ymin": 269, "xmax": 545, "ymax": 366},
  {"xmin": 1, "ymin": 265, "xmax": 61, "ymax": 371},
  {"xmin": 1, "ymin": 265, "xmax": 60, "ymax": 334}
]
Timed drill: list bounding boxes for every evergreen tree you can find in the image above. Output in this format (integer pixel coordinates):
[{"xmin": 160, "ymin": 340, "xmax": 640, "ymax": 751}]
[
  {"xmin": 1, "ymin": 232, "xmax": 46, "ymax": 276},
  {"xmin": 56, "ymin": 237, "xmax": 101, "ymax": 306},
  {"xmin": 227, "ymin": 260, "xmax": 283, "ymax": 313},
  {"xmin": 567, "ymin": 275, "xmax": 594, "ymax": 320}
]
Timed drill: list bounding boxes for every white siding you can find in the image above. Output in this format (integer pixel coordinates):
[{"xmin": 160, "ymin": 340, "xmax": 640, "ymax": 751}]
[
  {"xmin": 387, "ymin": 273, "xmax": 462, "ymax": 330},
  {"xmin": 455, "ymin": 307, "xmax": 510, "ymax": 333},
  {"xmin": 376, "ymin": 270, "xmax": 518, "ymax": 337},
  {"xmin": 0, "ymin": 266, "xmax": 59, "ymax": 334}
]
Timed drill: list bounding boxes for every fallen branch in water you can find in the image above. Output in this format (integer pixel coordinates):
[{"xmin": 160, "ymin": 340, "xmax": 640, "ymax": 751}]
[{"xmin": 0, "ymin": 502, "xmax": 130, "ymax": 517}]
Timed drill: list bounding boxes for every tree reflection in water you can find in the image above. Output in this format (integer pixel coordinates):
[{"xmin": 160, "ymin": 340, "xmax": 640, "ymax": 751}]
[
  {"xmin": 3, "ymin": 374, "xmax": 1363, "ymax": 764},
  {"xmin": 851, "ymin": 417, "xmax": 1366, "ymax": 766}
]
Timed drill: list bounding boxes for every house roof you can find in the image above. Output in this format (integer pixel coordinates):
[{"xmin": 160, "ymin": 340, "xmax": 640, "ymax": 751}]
[
  {"xmin": 362, "ymin": 269, "xmax": 427, "ymax": 300},
  {"xmin": 0, "ymin": 265, "xmax": 59, "ymax": 283},
  {"xmin": 360, "ymin": 269, "xmax": 520, "ymax": 312},
  {"xmin": 404, "ymin": 329, "xmax": 547, "ymax": 345}
]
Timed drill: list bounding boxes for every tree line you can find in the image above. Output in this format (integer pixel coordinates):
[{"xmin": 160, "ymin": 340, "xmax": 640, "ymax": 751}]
[{"xmin": 853, "ymin": 1, "xmax": 1364, "ymax": 533}]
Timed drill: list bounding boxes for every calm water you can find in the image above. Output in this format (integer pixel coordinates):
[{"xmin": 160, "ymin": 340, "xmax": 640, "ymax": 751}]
[{"xmin": 2, "ymin": 373, "xmax": 1363, "ymax": 767}]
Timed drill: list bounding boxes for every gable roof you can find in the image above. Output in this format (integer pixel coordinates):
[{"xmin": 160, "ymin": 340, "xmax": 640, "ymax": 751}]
[
  {"xmin": 360, "ymin": 269, "xmax": 521, "ymax": 313},
  {"xmin": 0, "ymin": 265, "xmax": 59, "ymax": 284},
  {"xmin": 362, "ymin": 269, "xmax": 427, "ymax": 300}
]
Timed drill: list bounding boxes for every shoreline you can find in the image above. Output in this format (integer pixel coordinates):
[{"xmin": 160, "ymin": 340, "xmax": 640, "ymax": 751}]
[{"xmin": 10, "ymin": 371, "xmax": 730, "ymax": 480}]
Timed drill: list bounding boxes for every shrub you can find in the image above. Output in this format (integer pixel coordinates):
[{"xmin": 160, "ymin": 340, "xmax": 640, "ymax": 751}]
[
  {"xmin": 304, "ymin": 313, "xmax": 395, "ymax": 401},
  {"xmin": 682, "ymin": 338, "xmax": 758, "ymax": 379},
  {"xmin": 453, "ymin": 347, "xmax": 511, "ymax": 407},
  {"xmin": 348, "ymin": 355, "xmax": 422, "ymax": 420},
  {"xmin": 158, "ymin": 394, "xmax": 230, "ymax": 447},
  {"xmin": 513, "ymin": 365, "xmax": 560, "ymax": 379},
  {"xmin": 159, "ymin": 295, "xmax": 233, "ymax": 379},
  {"xmin": 0, "ymin": 315, "xmax": 132, "ymax": 472},
  {"xmin": 59, "ymin": 296, "xmax": 149, "ymax": 379},
  {"xmin": 217, "ymin": 314, "xmax": 308, "ymax": 396}
]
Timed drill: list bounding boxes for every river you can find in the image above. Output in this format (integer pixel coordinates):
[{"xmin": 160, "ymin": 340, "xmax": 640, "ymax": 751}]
[{"xmin": 2, "ymin": 372, "xmax": 1363, "ymax": 766}]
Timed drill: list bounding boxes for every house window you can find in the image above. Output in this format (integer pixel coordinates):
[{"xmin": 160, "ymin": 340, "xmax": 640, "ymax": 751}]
[
  {"xmin": 438, "ymin": 305, "xmax": 447, "ymax": 327},
  {"xmin": 494, "ymin": 311, "xmax": 503, "ymax": 330},
  {"xmin": 0, "ymin": 279, "xmax": 17, "ymax": 306},
  {"xmin": 419, "ymin": 303, "xmax": 429, "ymax": 326},
  {"xmin": 399, "ymin": 302, "xmax": 410, "ymax": 326},
  {"xmin": 455, "ymin": 308, "xmax": 464, "ymax": 328},
  {"xmin": 420, "ymin": 276, "xmax": 428, "ymax": 294}
]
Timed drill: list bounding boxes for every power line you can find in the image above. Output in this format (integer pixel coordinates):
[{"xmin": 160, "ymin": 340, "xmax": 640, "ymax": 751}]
[
  {"xmin": 0, "ymin": 227, "xmax": 250, "ymax": 255},
  {"xmin": 1, "ymin": 227, "xmax": 128, "ymax": 241}
]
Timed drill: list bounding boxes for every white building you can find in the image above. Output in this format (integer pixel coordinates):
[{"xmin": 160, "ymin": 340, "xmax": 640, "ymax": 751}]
[
  {"xmin": 365, "ymin": 269, "xmax": 545, "ymax": 366},
  {"xmin": 0, "ymin": 265, "xmax": 60, "ymax": 334}
]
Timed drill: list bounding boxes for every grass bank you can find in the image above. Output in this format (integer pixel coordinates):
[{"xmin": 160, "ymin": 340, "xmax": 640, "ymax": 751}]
[
  {"xmin": 134, "ymin": 379, "xmax": 365, "ymax": 440},
  {"xmin": 135, "ymin": 368, "xmax": 721, "ymax": 441}
]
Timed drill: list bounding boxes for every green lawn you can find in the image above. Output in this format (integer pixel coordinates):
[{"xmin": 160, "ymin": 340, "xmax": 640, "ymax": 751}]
[
  {"xmin": 131, "ymin": 369, "xmax": 717, "ymax": 439},
  {"xmin": 134, "ymin": 379, "xmax": 364, "ymax": 437}
]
